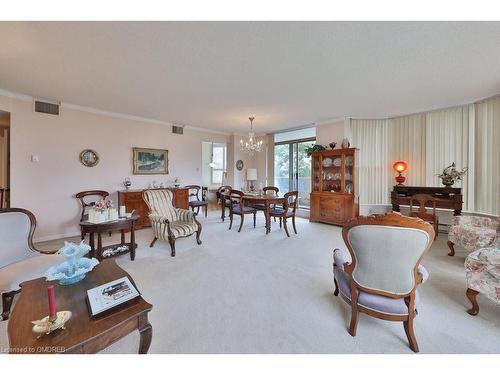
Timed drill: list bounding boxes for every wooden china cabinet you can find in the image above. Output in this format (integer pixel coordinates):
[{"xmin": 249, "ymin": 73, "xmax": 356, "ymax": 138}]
[{"xmin": 309, "ymin": 148, "xmax": 359, "ymax": 226}]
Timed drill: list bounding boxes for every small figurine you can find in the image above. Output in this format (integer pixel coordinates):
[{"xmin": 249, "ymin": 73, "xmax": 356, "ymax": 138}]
[
  {"xmin": 32, "ymin": 311, "xmax": 72, "ymax": 339},
  {"xmin": 123, "ymin": 177, "xmax": 132, "ymax": 190},
  {"xmin": 329, "ymin": 142, "xmax": 337, "ymax": 150}
]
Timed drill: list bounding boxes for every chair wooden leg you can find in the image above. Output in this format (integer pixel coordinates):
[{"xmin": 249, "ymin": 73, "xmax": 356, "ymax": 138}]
[
  {"xmin": 149, "ymin": 237, "xmax": 157, "ymax": 248},
  {"xmin": 403, "ymin": 314, "xmax": 419, "ymax": 353},
  {"xmin": 434, "ymin": 220, "xmax": 438, "ymax": 239},
  {"xmin": 253, "ymin": 212, "xmax": 256, "ymax": 228},
  {"xmin": 279, "ymin": 217, "xmax": 282, "ymax": 228},
  {"xmin": 292, "ymin": 215, "xmax": 297, "ymax": 234},
  {"xmin": 81, "ymin": 229, "xmax": 85, "ymax": 240},
  {"xmin": 204, "ymin": 205, "xmax": 207, "ymax": 217},
  {"xmin": 238, "ymin": 214, "xmax": 244, "ymax": 233},
  {"xmin": 466, "ymin": 288, "xmax": 480, "ymax": 316},
  {"xmin": 447, "ymin": 241, "xmax": 455, "ymax": 256},
  {"xmin": 1, "ymin": 290, "xmax": 19, "ymax": 321},
  {"xmin": 229, "ymin": 212, "xmax": 233, "ymax": 230},
  {"xmin": 196, "ymin": 223, "xmax": 202, "ymax": 245},
  {"xmin": 348, "ymin": 306, "xmax": 359, "ymax": 337},
  {"xmin": 283, "ymin": 217, "xmax": 290, "ymax": 237},
  {"xmin": 168, "ymin": 236, "xmax": 176, "ymax": 257}
]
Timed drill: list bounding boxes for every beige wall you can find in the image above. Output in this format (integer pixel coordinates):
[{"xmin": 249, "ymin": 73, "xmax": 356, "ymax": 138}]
[
  {"xmin": 229, "ymin": 134, "xmax": 268, "ymax": 190},
  {"xmin": 0, "ymin": 94, "xmax": 231, "ymax": 240},
  {"xmin": 315, "ymin": 118, "xmax": 351, "ymax": 147}
]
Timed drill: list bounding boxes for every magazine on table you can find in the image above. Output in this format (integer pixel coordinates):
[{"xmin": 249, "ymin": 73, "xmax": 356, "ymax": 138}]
[{"xmin": 87, "ymin": 276, "xmax": 140, "ymax": 317}]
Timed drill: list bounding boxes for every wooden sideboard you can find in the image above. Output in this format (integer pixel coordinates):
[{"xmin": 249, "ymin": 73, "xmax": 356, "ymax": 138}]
[
  {"xmin": 118, "ymin": 188, "xmax": 189, "ymax": 229},
  {"xmin": 391, "ymin": 185, "xmax": 463, "ymax": 216}
]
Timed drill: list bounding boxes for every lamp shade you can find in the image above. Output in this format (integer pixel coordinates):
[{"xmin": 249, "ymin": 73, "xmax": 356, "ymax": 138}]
[
  {"xmin": 393, "ymin": 161, "xmax": 408, "ymax": 173},
  {"xmin": 246, "ymin": 168, "xmax": 257, "ymax": 181}
]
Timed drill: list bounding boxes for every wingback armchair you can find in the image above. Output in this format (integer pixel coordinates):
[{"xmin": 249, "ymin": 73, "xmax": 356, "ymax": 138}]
[
  {"xmin": 447, "ymin": 215, "xmax": 499, "ymax": 256},
  {"xmin": 0, "ymin": 208, "xmax": 63, "ymax": 320},
  {"xmin": 333, "ymin": 212, "xmax": 434, "ymax": 353},
  {"xmin": 143, "ymin": 189, "xmax": 202, "ymax": 257}
]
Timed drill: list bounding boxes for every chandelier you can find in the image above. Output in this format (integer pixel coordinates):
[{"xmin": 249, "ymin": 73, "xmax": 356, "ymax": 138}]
[{"xmin": 240, "ymin": 116, "xmax": 263, "ymax": 154}]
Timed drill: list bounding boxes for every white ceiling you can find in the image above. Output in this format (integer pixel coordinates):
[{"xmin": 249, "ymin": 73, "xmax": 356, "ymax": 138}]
[{"xmin": 1, "ymin": 22, "xmax": 500, "ymax": 134}]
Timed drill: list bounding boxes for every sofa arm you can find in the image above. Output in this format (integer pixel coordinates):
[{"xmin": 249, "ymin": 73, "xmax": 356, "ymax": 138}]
[
  {"xmin": 176, "ymin": 208, "xmax": 195, "ymax": 223},
  {"xmin": 333, "ymin": 249, "xmax": 350, "ymax": 269},
  {"xmin": 148, "ymin": 214, "xmax": 170, "ymax": 224},
  {"xmin": 417, "ymin": 265, "xmax": 429, "ymax": 284}
]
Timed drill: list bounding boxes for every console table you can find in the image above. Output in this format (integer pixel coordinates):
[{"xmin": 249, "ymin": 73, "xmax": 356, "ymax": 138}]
[
  {"xmin": 118, "ymin": 188, "xmax": 189, "ymax": 229},
  {"xmin": 391, "ymin": 185, "xmax": 463, "ymax": 216}
]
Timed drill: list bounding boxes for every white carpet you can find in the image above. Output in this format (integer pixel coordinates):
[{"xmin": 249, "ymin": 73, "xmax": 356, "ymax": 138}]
[{"xmin": 1, "ymin": 211, "xmax": 499, "ymax": 354}]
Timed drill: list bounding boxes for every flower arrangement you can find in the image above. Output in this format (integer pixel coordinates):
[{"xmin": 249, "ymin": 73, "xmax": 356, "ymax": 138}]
[
  {"xmin": 94, "ymin": 198, "xmax": 113, "ymax": 211},
  {"xmin": 437, "ymin": 162, "xmax": 468, "ymax": 186}
]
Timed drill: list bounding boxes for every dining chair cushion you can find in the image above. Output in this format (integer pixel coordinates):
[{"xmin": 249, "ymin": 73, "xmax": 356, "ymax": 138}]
[
  {"xmin": 0, "ymin": 254, "xmax": 64, "ymax": 293},
  {"xmin": 269, "ymin": 208, "xmax": 294, "ymax": 217},
  {"xmin": 232, "ymin": 206, "xmax": 256, "ymax": 214},
  {"xmin": 334, "ymin": 267, "xmax": 420, "ymax": 316},
  {"xmin": 252, "ymin": 204, "xmax": 267, "ymax": 210},
  {"xmin": 189, "ymin": 200, "xmax": 209, "ymax": 207}
]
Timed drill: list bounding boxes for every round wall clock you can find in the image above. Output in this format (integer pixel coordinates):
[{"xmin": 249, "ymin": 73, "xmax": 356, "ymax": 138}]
[
  {"xmin": 79, "ymin": 149, "xmax": 100, "ymax": 167},
  {"xmin": 236, "ymin": 160, "xmax": 244, "ymax": 171}
]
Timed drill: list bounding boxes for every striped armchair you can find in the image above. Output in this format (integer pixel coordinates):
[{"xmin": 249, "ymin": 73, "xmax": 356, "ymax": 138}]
[{"xmin": 143, "ymin": 189, "xmax": 202, "ymax": 257}]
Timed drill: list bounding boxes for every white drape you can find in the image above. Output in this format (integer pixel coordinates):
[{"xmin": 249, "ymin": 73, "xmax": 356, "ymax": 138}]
[
  {"xmin": 351, "ymin": 119, "xmax": 390, "ymax": 205},
  {"xmin": 352, "ymin": 104, "xmax": 477, "ymax": 211},
  {"xmin": 475, "ymin": 97, "xmax": 500, "ymax": 215},
  {"xmin": 425, "ymin": 105, "xmax": 473, "ymax": 210},
  {"xmin": 389, "ymin": 114, "xmax": 426, "ymax": 186}
]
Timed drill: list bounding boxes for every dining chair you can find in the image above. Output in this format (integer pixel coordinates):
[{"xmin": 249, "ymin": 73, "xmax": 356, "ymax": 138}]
[
  {"xmin": 269, "ymin": 191, "xmax": 298, "ymax": 237},
  {"xmin": 253, "ymin": 186, "xmax": 279, "ymax": 211},
  {"xmin": 409, "ymin": 193, "xmax": 439, "ymax": 238},
  {"xmin": 216, "ymin": 185, "xmax": 232, "ymax": 221},
  {"xmin": 75, "ymin": 190, "xmax": 110, "ymax": 239},
  {"xmin": 333, "ymin": 212, "xmax": 435, "ymax": 353},
  {"xmin": 228, "ymin": 190, "xmax": 256, "ymax": 232},
  {"xmin": 185, "ymin": 185, "xmax": 209, "ymax": 217}
]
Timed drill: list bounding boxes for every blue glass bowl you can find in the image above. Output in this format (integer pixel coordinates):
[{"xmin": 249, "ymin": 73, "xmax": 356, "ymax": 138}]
[{"xmin": 46, "ymin": 257, "xmax": 99, "ymax": 285}]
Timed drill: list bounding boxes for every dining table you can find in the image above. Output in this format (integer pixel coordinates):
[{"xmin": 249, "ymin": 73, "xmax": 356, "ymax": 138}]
[{"xmin": 221, "ymin": 191, "xmax": 286, "ymax": 234}]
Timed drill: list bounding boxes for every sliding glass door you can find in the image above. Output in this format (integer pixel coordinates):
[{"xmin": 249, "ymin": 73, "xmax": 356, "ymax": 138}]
[{"xmin": 274, "ymin": 138, "xmax": 315, "ymax": 209}]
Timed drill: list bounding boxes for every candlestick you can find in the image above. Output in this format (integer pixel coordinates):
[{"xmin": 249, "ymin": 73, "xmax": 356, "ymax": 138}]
[{"xmin": 47, "ymin": 285, "xmax": 57, "ymax": 322}]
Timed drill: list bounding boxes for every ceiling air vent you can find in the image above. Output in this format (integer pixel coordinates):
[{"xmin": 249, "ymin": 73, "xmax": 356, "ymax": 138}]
[
  {"xmin": 172, "ymin": 125, "xmax": 184, "ymax": 135},
  {"xmin": 34, "ymin": 99, "xmax": 60, "ymax": 116}
]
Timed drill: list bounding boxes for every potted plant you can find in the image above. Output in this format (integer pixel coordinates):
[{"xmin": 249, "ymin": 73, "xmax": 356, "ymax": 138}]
[
  {"xmin": 437, "ymin": 162, "xmax": 468, "ymax": 187},
  {"xmin": 304, "ymin": 144, "xmax": 326, "ymax": 156}
]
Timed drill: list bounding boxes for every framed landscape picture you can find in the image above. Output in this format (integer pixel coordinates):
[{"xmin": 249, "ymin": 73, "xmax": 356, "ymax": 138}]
[{"xmin": 133, "ymin": 147, "xmax": 169, "ymax": 174}]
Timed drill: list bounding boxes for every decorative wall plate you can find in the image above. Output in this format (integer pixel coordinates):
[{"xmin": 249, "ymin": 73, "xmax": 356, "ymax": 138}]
[
  {"xmin": 346, "ymin": 156, "xmax": 353, "ymax": 167},
  {"xmin": 333, "ymin": 157, "xmax": 342, "ymax": 167},
  {"xmin": 236, "ymin": 160, "xmax": 244, "ymax": 171}
]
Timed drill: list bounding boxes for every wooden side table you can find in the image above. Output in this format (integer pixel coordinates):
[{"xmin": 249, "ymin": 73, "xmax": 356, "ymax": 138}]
[
  {"xmin": 8, "ymin": 259, "xmax": 153, "ymax": 354},
  {"xmin": 80, "ymin": 214, "xmax": 139, "ymax": 261}
]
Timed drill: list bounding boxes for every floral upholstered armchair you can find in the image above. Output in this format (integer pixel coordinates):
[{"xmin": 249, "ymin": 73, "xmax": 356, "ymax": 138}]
[
  {"xmin": 143, "ymin": 189, "xmax": 202, "ymax": 257},
  {"xmin": 464, "ymin": 243, "xmax": 500, "ymax": 316},
  {"xmin": 447, "ymin": 215, "xmax": 499, "ymax": 256},
  {"xmin": 333, "ymin": 212, "xmax": 434, "ymax": 353}
]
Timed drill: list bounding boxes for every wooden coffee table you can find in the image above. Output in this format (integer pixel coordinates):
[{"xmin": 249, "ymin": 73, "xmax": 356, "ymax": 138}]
[
  {"xmin": 80, "ymin": 214, "xmax": 139, "ymax": 261},
  {"xmin": 8, "ymin": 259, "xmax": 153, "ymax": 354}
]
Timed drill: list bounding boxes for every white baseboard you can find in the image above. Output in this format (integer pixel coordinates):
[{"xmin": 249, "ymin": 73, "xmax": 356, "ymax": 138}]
[{"xmin": 34, "ymin": 231, "xmax": 82, "ymax": 243}]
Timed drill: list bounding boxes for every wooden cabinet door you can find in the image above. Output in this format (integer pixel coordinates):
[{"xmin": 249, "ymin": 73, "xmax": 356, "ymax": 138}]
[{"xmin": 319, "ymin": 195, "xmax": 344, "ymax": 223}]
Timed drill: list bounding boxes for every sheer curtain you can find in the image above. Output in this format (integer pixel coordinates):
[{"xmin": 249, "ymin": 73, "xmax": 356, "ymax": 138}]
[
  {"xmin": 389, "ymin": 114, "xmax": 426, "ymax": 186},
  {"xmin": 475, "ymin": 97, "xmax": 500, "ymax": 215},
  {"xmin": 351, "ymin": 119, "xmax": 390, "ymax": 205},
  {"xmin": 425, "ymin": 105, "xmax": 473, "ymax": 210}
]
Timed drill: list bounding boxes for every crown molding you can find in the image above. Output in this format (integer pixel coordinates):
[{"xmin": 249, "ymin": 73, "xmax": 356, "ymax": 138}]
[{"xmin": 0, "ymin": 87, "xmax": 231, "ymax": 136}]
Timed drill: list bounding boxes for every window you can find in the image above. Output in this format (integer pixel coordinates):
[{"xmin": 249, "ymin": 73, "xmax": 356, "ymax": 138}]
[
  {"xmin": 274, "ymin": 127, "xmax": 315, "ymax": 209},
  {"xmin": 210, "ymin": 143, "xmax": 227, "ymax": 185}
]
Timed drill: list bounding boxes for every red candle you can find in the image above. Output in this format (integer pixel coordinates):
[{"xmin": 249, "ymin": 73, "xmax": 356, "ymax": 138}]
[{"xmin": 47, "ymin": 285, "xmax": 57, "ymax": 319}]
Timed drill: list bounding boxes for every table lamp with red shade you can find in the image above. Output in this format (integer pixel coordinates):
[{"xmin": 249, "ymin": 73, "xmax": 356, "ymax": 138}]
[{"xmin": 393, "ymin": 161, "xmax": 408, "ymax": 185}]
